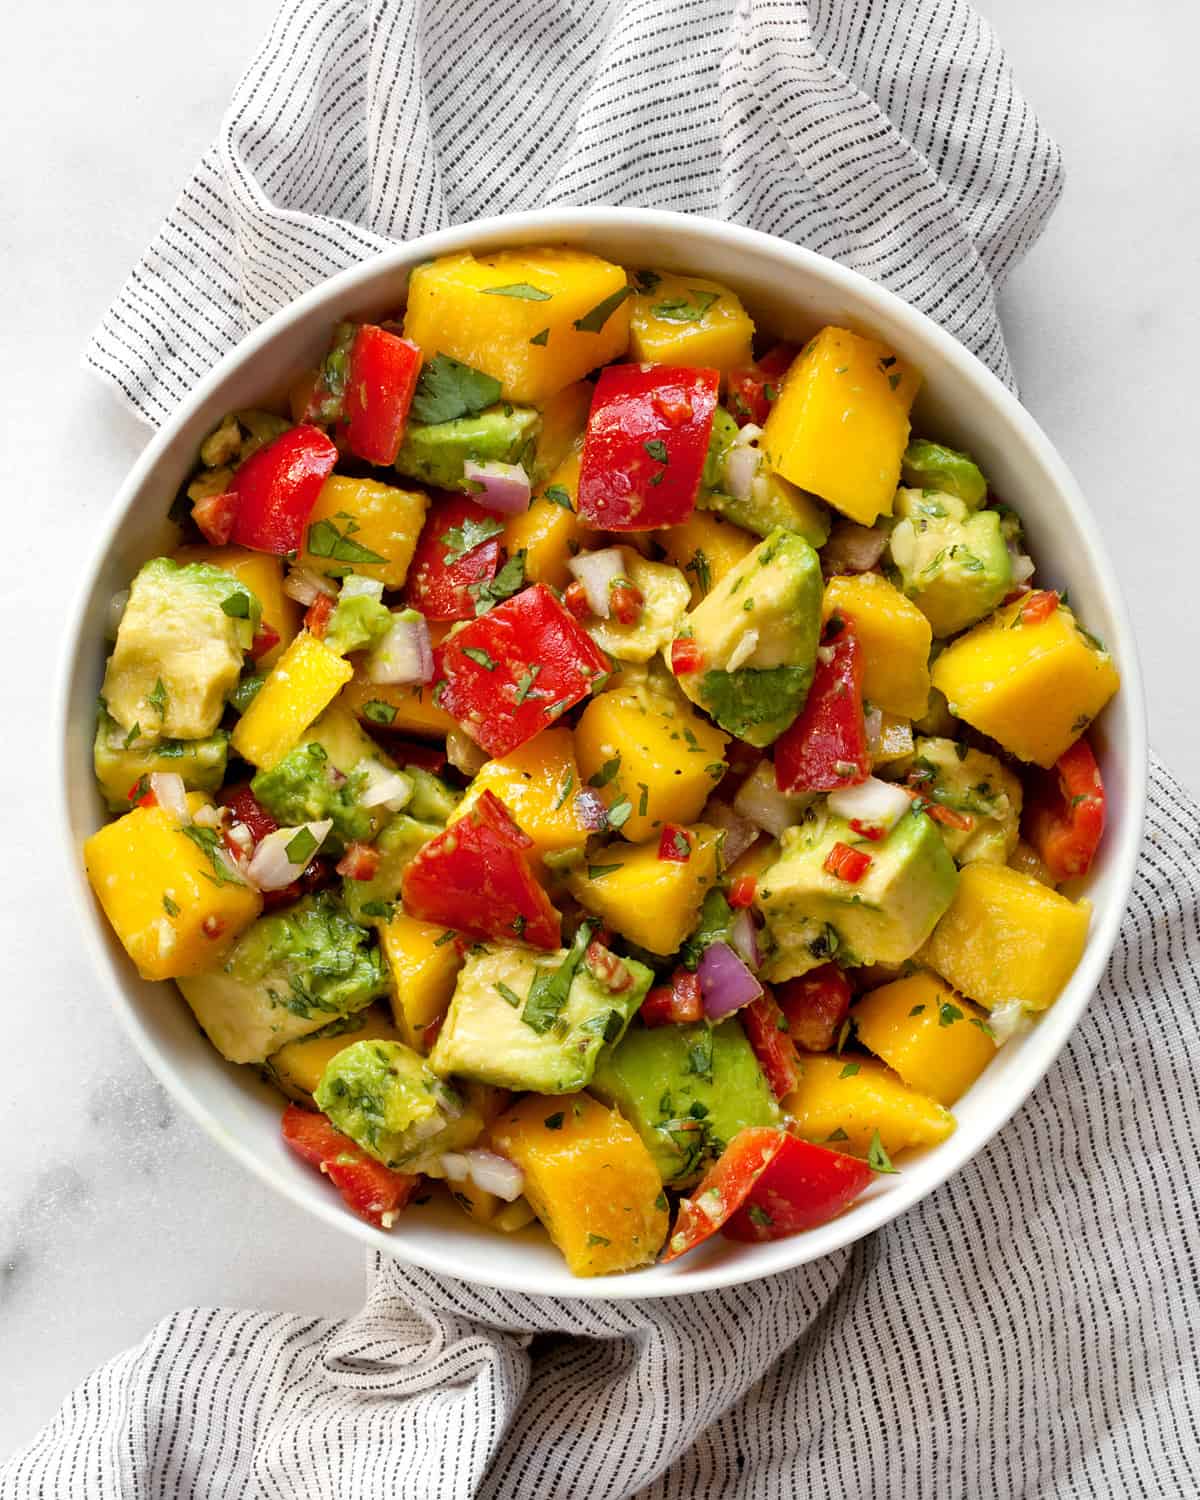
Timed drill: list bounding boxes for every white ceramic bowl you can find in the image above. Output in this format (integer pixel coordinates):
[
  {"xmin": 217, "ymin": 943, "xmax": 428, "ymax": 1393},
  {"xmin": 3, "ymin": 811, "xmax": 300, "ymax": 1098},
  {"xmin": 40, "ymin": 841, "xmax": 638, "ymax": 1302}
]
[{"xmin": 59, "ymin": 207, "xmax": 1146, "ymax": 1298}]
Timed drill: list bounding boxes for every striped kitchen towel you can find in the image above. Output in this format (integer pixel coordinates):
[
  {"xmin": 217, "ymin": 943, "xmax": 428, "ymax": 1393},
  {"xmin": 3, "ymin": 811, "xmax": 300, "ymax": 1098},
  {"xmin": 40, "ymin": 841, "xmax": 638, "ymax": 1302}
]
[{"xmin": 8, "ymin": 0, "xmax": 1196, "ymax": 1495}]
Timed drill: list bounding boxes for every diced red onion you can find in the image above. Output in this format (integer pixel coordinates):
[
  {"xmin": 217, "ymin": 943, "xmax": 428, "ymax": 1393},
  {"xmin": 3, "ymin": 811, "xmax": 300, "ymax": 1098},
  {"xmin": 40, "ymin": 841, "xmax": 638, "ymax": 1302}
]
[
  {"xmin": 1007, "ymin": 543, "xmax": 1035, "ymax": 585},
  {"xmin": 149, "ymin": 773, "xmax": 189, "ymax": 825},
  {"xmin": 446, "ymin": 728, "xmax": 488, "ymax": 777},
  {"xmin": 701, "ymin": 799, "xmax": 759, "ymax": 866},
  {"xmin": 463, "ymin": 460, "xmax": 531, "ymax": 515},
  {"xmin": 440, "ymin": 1152, "xmax": 470, "ymax": 1182},
  {"xmin": 698, "ymin": 940, "xmax": 763, "ymax": 1019},
  {"xmin": 247, "ymin": 819, "xmax": 332, "ymax": 891},
  {"xmin": 367, "ymin": 612, "xmax": 434, "ymax": 685},
  {"xmin": 464, "ymin": 1149, "xmax": 525, "ymax": 1202},
  {"xmin": 864, "ymin": 705, "xmax": 884, "ymax": 757},
  {"xmin": 575, "ymin": 788, "xmax": 608, "ymax": 832},
  {"xmin": 568, "ymin": 548, "xmax": 627, "ymax": 619},
  {"xmin": 822, "ymin": 519, "xmax": 889, "ymax": 575},
  {"xmin": 283, "ymin": 566, "xmax": 337, "ymax": 607},
  {"xmin": 106, "ymin": 589, "xmax": 130, "ymax": 641},
  {"xmin": 358, "ymin": 764, "xmax": 413, "ymax": 811},
  {"xmin": 733, "ymin": 761, "xmax": 811, "ymax": 839},
  {"xmin": 723, "ymin": 442, "xmax": 760, "ymax": 502},
  {"xmin": 827, "ymin": 775, "xmax": 911, "ymax": 832},
  {"xmin": 729, "ymin": 908, "xmax": 762, "ymax": 971}
]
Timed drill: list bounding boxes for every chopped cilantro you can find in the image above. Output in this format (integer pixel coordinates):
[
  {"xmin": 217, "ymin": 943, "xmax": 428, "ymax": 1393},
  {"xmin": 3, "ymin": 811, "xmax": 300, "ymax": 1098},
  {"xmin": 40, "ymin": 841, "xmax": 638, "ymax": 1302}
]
[
  {"xmin": 650, "ymin": 289, "xmax": 719, "ymax": 323},
  {"xmin": 482, "ymin": 282, "xmax": 551, "ymax": 301},
  {"xmin": 587, "ymin": 863, "xmax": 622, "ymax": 879},
  {"xmin": 543, "ymin": 484, "xmax": 573, "ymax": 511},
  {"xmin": 285, "ymin": 826, "xmax": 319, "ymax": 866},
  {"xmin": 552, "ymin": 767, "xmax": 575, "ymax": 811},
  {"xmin": 529, "ymin": 328, "xmax": 550, "ymax": 346},
  {"xmin": 221, "ymin": 591, "xmax": 251, "ymax": 618},
  {"xmin": 867, "ymin": 1130, "xmax": 898, "ymax": 1174},
  {"xmin": 544, "ymin": 1111, "xmax": 566, "ymax": 1130},
  {"xmin": 513, "ymin": 664, "xmax": 542, "ymax": 704},
  {"xmin": 586, "ymin": 1232, "xmax": 611, "ymax": 1246},
  {"xmin": 644, "ymin": 438, "xmax": 669, "ymax": 463},
  {"xmin": 147, "ymin": 679, "xmax": 168, "ymax": 719},
  {"xmin": 122, "ymin": 721, "xmax": 141, "ymax": 749},
  {"xmin": 410, "ymin": 353, "xmax": 502, "ymax": 424},
  {"xmin": 607, "ymin": 797, "xmax": 632, "ymax": 829},
  {"xmin": 362, "ymin": 700, "xmax": 398, "ymax": 726},
  {"xmin": 434, "ymin": 929, "xmax": 458, "ymax": 946},
  {"xmin": 307, "ymin": 518, "xmax": 386, "ymax": 565},
  {"xmin": 747, "ymin": 1204, "xmax": 773, "ymax": 1228},
  {"xmin": 443, "ymin": 514, "xmax": 504, "ymax": 564},
  {"xmin": 496, "ymin": 981, "xmax": 523, "ymax": 1009},
  {"xmin": 470, "ymin": 550, "xmax": 526, "ymax": 614},
  {"xmin": 938, "ymin": 1002, "xmax": 964, "ymax": 1028},
  {"xmin": 162, "ymin": 893, "xmax": 180, "ymax": 917},
  {"xmin": 461, "ymin": 646, "xmax": 496, "ymax": 671},
  {"xmin": 839, "ymin": 1061, "xmax": 860, "ymax": 1078},
  {"xmin": 573, "ymin": 284, "xmax": 634, "ymax": 333},
  {"xmin": 588, "ymin": 756, "xmax": 622, "ymax": 788},
  {"xmin": 523, "ymin": 924, "xmax": 592, "ymax": 1034}
]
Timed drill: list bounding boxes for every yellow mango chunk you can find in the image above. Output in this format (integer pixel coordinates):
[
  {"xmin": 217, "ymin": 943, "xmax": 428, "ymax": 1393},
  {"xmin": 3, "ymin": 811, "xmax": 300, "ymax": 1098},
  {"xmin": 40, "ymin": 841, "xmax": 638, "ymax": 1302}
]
[
  {"xmin": 725, "ymin": 837, "xmax": 778, "ymax": 886},
  {"xmin": 763, "ymin": 326, "xmax": 920, "ymax": 525},
  {"xmin": 231, "ymin": 631, "xmax": 352, "ymax": 770},
  {"xmin": 300, "ymin": 475, "xmax": 428, "ymax": 590},
  {"xmin": 534, "ymin": 380, "xmax": 592, "ymax": 476},
  {"xmin": 443, "ymin": 1176, "xmax": 503, "ymax": 1226},
  {"xmin": 629, "ymin": 271, "xmax": 754, "ymax": 375},
  {"xmin": 931, "ymin": 596, "xmax": 1120, "ymax": 767},
  {"xmin": 659, "ymin": 510, "xmax": 756, "ymax": 607},
  {"xmin": 922, "ymin": 863, "xmax": 1091, "ymax": 1012},
  {"xmin": 490, "ymin": 1093, "xmax": 668, "ymax": 1276},
  {"xmin": 379, "ymin": 913, "xmax": 464, "ymax": 1052},
  {"xmin": 502, "ymin": 451, "xmax": 593, "ymax": 590},
  {"xmin": 784, "ymin": 1053, "xmax": 955, "ymax": 1158},
  {"xmin": 452, "ymin": 728, "xmax": 588, "ymax": 867},
  {"xmin": 851, "ymin": 970, "xmax": 996, "ymax": 1106},
  {"xmin": 173, "ymin": 545, "xmax": 298, "ymax": 669},
  {"xmin": 566, "ymin": 827, "xmax": 721, "ymax": 955},
  {"xmin": 874, "ymin": 712, "xmax": 915, "ymax": 767},
  {"xmin": 824, "ymin": 572, "xmax": 932, "ymax": 719},
  {"xmin": 339, "ymin": 669, "xmax": 455, "ymax": 739},
  {"xmin": 574, "ymin": 686, "xmax": 728, "ymax": 843},
  {"xmin": 403, "ymin": 248, "xmax": 631, "ymax": 404},
  {"xmin": 264, "ymin": 1006, "xmax": 402, "ymax": 1104},
  {"xmin": 84, "ymin": 798, "xmax": 262, "ymax": 981}
]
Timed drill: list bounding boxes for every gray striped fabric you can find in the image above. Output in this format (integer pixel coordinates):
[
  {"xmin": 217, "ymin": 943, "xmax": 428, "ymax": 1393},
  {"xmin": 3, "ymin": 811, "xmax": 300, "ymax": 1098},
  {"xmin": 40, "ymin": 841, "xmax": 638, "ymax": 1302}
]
[{"xmin": 16, "ymin": 0, "xmax": 1193, "ymax": 1494}]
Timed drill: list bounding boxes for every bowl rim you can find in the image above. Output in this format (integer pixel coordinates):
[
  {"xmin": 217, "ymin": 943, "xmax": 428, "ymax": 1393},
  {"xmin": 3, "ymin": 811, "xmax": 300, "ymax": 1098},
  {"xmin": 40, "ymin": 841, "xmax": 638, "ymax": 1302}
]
[{"xmin": 58, "ymin": 204, "xmax": 1147, "ymax": 1299}]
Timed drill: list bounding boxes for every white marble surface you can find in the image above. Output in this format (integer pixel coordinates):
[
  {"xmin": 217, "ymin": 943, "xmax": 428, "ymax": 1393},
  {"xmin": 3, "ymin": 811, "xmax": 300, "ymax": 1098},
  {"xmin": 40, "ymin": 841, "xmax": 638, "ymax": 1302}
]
[{"xmin": 2, "ymin": 0, "xmax": 1196, "ymax": 1463}]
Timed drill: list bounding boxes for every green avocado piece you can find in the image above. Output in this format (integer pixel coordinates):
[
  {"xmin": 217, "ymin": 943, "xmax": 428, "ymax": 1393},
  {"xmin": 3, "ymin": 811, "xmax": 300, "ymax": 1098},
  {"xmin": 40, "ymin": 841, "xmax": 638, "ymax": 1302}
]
[
  {"xmin": 176, "ymin": 893, "xmax": 386, "ymax": 1064},
  {"xmin": 701, "ymin": 406, "xmax": 740, "ymax": 491},
  {"xmin": 757, "ymin": 804, "xmax": 958, "ymax": 981},
  {"xmin": 901, "ymin": 439, "xmax": 988, "ymax": 509},
  {"xmin": 672, "ymin": 526, "xmax": 823, "ymax": 746},
  {"xmin": 701, "ymin": 471, "xmax": 830, "ymax": 548},
  {"xmin": 324, "ymin": 578, "xmax": 393, "ymax": 657},
  {"xmin": 315, "ymin": 1039, "xmax": 474, "ymax": 1172},
  {"xmin": 101, "ymin": 557, "xmax": 261, "ymax": 740},
  {"xmin": 341, "ymin": 813, "xmax": 442, "ymax": 925},
  {"xmin": 589, "ymin": 1019, "xmax": 779, "ymax": 1187},
  {"xmin": 92, "ymin": 706, "xmax": 228, "ymax": 812},
  {"xmin": 251, "ymin": 706, "xmax": 405, "ymax": 849},
  {"xmin": 394, "ymin": 404, "xmax": 541, "ymax": 492},
  {"xmin": 403, "ymin": 764, "xmax": 461, "ymax": 824},
  {"xmin": 889, "ymin": 488, "xmax": 1011, "ymax": 637},
  {"xmin": 899, "ymin": 737, "xmax": 1023, "ymax": 866},
  {"xmin": 429, "ymin": 930, "xmax": 653, "ymax": 1094}
]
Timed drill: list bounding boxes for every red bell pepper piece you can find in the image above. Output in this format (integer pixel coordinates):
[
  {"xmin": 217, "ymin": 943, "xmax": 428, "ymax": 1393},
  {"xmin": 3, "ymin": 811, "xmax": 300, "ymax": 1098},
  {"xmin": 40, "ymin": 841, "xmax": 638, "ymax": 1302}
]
[
  {"xmin": 658, "ymin": 824, "xmax": 693, "ymax": 863},
  {"xmin": 249, "ymin": 622, "xmax": 281, "ymax": 661},
  {"xmin": 219, "ymin": 784, "xmax": 279, "ymax": 844},
  {"xmin": 336, "ymin": 841, "xmax": 381, "ymax": 881},
  {"xmin": 726, "ymin": 343, "xmax": 798, "ymax": 428},
  {"xmin": 721, "ymin": 1133, "xmax": 873, "ymax": 1244},
  {"xmin": 305, "ymin": 592, "xmax": 334, "ymax": 638},
  {"xmin": 404, "ymin": 495, "xmax": 505, "ymax": 621},
  {"xmin": 1019, "ymin": 589, "xmax": 1059, "ymax": 626},
  {"xmin": 1024, "ymin": 737, "xmax": 1107, "ymax": 881},
  {"xmin": 609, "ymin": 580, "xmax": 644, "ymax": 625},
  {"xmin": 228, "ymin": 424, "xmax": 338, "ymax": 555},
  {"xmin": 670, "ymin": 637, "xmax": 705, "ymax": 675},
  {"xmin": 576, "ymin": 364, "xmax": 719, "ymax": 529},
  {"xmin": 433, "ymin": 583, "xmax": 610, "ymax": 758},
  {"xmin": 400, "ymin": 788, "xmax": 561, "ymax": 949},
  {"xmin": 824, "ymin": 841, "xmax": 872, "ymax": 883},
  {"xmin": 340, "ymin": 324, "xmax": 422, "ymax": 466},
  {"xmin": 775, "ymin": 614, "xmax": 869, "ymax": 793},
  {"xmin": 776, "ymin": 963, "xmax": 852, "ymax": 1052},
  {"xmin": 640, "ymin": 968, "xmax": 704, "ymax": 1026},
  {"xmin": 191, "ymin": 490, "xmax": 238, "ymax": 546},
  {"xmin": 662, "ymin": 1127, "xmax": 783, "ymax": 1261},
  {"xmin": 563, "ymin": 581, "xmax": 591, "ymax": 621},
  {"xmin": 728, "ymin": 874, "xmax": 757, "ymax": 909},
  {"xmin": 282, "ymin": 1104, "xmax": 419, "ymax": 1229},
  {"xmin": 740, "ymin": 992, "xmax": 801, "ymax": 1100}
]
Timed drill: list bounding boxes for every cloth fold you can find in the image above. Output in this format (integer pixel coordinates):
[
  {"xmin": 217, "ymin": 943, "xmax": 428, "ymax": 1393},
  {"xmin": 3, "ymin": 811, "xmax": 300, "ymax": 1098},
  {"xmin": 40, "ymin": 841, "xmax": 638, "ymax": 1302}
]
[{"xmin": 13, "ymin": 0, "xmax": 1196, "ymax": 1493}]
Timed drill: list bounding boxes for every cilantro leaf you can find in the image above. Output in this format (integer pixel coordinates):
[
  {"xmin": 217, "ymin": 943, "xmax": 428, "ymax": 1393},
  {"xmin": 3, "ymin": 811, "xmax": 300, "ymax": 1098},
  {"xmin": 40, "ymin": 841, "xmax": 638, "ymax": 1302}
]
[
  {"xmin": 482, "ymin": 283, "xmax": 551, "ymax": 301},
  {"xmin": 307, "ymin": 518, "xmax": 386, "ymax": 565},
  {"xmin": 285, "ymin": 826, "xmax": 319, "ymax": 866},
  {"xmin": 470, "ymin": 550, "xmax": 526, "ymax": 614},
  {"xmin": 221, "ymin": 592, "xmax": 252, "ymax": 618},
  {"xmin": 522, "ymin": 923, "xmax": 592, "ymax": 1034},
  {"xmin": 573, "ymin": 285, "xmax": 634, "ymax": 333},
  {"xmin": 529, "ymin": 328, "xmax": 549, "ymax": 346},
  {"xmin": 461, "ymin": 646, "xmax": 497, "ymax": 671},
  {"xmin": 543, "ymin": 485, "xmax": 573, "ymax": 511},
  {"xmin": 867, "ymin": 1130, "xmax": 898, "ymax": 1174},
  {"xmin": 442, "ymin": 514, "xmax": 504, "ymax": 564},
  {"xmin": 410, "ymin": 353, "xmax": 502, "ymax": 425},
  {"xmin": 650, "ymin": 289, "xmax": 719, "ymax": 324}
]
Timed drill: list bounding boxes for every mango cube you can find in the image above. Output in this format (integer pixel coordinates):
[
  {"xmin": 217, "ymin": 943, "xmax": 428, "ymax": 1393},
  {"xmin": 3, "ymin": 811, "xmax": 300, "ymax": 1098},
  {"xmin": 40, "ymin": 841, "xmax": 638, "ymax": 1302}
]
[
  {"xmin": 231, "ymin": 631, "xmax": 353, "ymax": 770},
  {"xmin": 490, "ymin": 1093, "xmax": 669, "ymax": 1276},
  {"xmin": 659, "ymin": 510, "xmax": 756, "ymax": 607},
  {"xmin": 629, "ymin": 271, "xmax": 754, "ymax": 374},
  {"xmin": 502, "ymin": 451, "xmax": 594, "ymax": 590},
  {"xmin": 339, "ymin": 669, "xmax": 455, "ymax": 740},
  {"xmin": 824, "ymin": 572, "xmax": 932, "ymax": 719},
  {"xmin": 931, "ymin": 597, "xmax": 1120, "ymax": 767},
  {"xmin": 299, "ymin": 475, "xmax": 428, "ymax": 590},
  {"xmin": 533, "ymin": 380, "xmax": 592, "ymax": 476},
  {"xmin": 574, "ymin": 686, "xmax": 728, "ymax": 843},
  {"xmin": 851, "ymin": 970, "xmax": 996, "ymax": 1105},
  {"xmin": 566, "ymin": 826, "xmax": 721, "ymax": 955},
  {"xmin": 763, "ymin": 326, "xmax": 920, "ymax": 525},
  {"xmin": 379, "ymin": 913, "xmax": 464, "ymax": 1052},
  {"xmin": 451, "ymin": 728, "xmax": 589, "ymax": 867},
  {"xmin": 784, "ymin": 1053, "xmax": 955, "ymax": 1158},
  {"xmin": 403, "ymin": 248, "xmax": 631, "ymax": 404},
  {"xmin": 173, "ymin": 544, "xmax": 298, "ymax": 668},
  {"xmin": 264, "ymin": 1006, "xmax": 403, "ymax": 1104},
  {"xmin": 84, "ymin": 800, "xmax": 262, "ymax": 981},
  {"xmin": 922, "ymin": 863, "xmax": 1091, "ymax": 1012}
]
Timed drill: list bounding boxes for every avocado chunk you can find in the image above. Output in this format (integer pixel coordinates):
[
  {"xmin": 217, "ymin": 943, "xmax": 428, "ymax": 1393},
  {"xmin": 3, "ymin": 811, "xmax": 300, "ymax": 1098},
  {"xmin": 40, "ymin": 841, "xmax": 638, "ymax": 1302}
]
[
  {"xmin": 402, "ymin": 764, "xmax": 462, "ymax": 824},
  {"xmin": 757, "ymin": 803, "xmax": 958, "ymax": 980},
  {"xmin": 394, "ymin": 405, "xmax": 541, "ymax": 492},
  {"xmin": 700, "ymin": 410, "xmax": 830, "ymax": 546},
  {"xmin": 315, "ymin": 1038, "xmax": 473, "ymax": 1172},
  {"xmin": 901, "ymin": 439, "xmax": 987, "ymax": 509},
  {"xmin": 102, "ymin": 557, "xmax": 261, "ymax": 740},
  {"xmin": 93, "ymin": 705, "xmax": 228, "ymax": 812},
  {"xmin": 176, "ymin": 893, "xmax": 386, "ymax": 1063},
  {"xmin": 323, "ymin": 577, "xmax": 393, "ymax": 657},
  {"xmin": 898, "ymin": 736, "xmax": 1023, "ymax": 866},
  {"xmin": 251, "ymin": 706, "xmax": 407, "ymax": 849},
  {"xmin": 671, "ymin": 526, "xmax": 823, "ymax": 746},
  {"xmin": 888, "ymin": 488, "xmax": 1011, "ymax": 637},
  {"xmin": 341, "ymin": 812, "xmax": 442, "ymax": 925},
  {"xmin": 589, "ymin": 1019, "xmax": 779, "ymax": 1187},
  {"xmin": 429, "ymin": 929, "xmax": 653, "ymax": 1093},
  {"xmin": 585, "ymin": 551, "xmax": 691, "ymax": 663}
]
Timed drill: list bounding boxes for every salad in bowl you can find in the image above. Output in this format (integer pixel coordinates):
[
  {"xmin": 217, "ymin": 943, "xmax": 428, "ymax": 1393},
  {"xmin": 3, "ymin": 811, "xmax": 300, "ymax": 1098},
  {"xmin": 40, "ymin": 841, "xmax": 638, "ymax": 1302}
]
[{"xmin": 82, "ymin": 244, "xmax": 1121, "ymax": 1278}]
